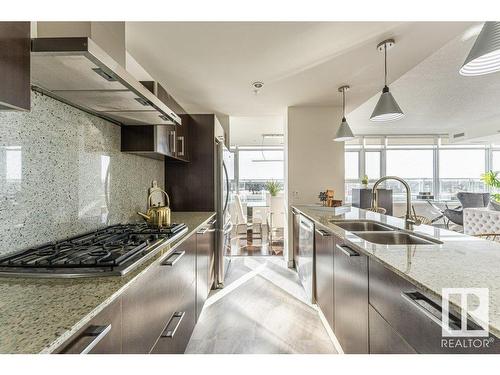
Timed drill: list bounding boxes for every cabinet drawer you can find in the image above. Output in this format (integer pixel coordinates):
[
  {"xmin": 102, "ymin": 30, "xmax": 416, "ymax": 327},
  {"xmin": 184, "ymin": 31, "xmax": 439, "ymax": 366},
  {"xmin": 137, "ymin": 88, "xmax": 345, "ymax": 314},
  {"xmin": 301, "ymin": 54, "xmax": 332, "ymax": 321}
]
[
  {"xmin": 333, "ymin": 239, "xmax": 369, "ymax": 354},
  {"xmin": 315, "ymin": 227, "xmax": 334, "ymax": 331},
  {"xmin": 122, "ymin": 234, "xmax": 196, "ymax": 353},
  {"xmin": 369, "ymin": 304, "xmax": 416, "ymax": 354},
  {"xmin": 151, "ymin": 280, "xmax": 196, "ymax": 354},
  {"xmin": 196, "ymin": 219, "xmax": 215, "ymax": 320},
  {"xmin": 57, "ymin": 298, "xmax": 122, "ymax": 354},
  {"xmin": 369, "ymin": 258, "xmax": 499, "ymax": 354}
]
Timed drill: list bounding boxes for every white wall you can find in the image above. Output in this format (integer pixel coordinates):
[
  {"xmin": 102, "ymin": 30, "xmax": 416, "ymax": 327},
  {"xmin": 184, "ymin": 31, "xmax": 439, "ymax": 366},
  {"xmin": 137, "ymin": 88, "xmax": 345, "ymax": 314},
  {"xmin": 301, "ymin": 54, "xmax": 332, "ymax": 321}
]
[
  {"xmin": 285, "ymin": 106, "xmax": 345, "ymax": 265},
  {"xmin": 230, "ymin": 116, "xmax": 284, "ymax": 146}
]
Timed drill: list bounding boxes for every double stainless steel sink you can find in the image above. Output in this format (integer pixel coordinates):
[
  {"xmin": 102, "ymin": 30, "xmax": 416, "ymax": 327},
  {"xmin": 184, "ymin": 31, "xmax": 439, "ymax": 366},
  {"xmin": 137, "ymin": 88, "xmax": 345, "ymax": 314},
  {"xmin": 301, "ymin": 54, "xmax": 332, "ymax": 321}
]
[{"xmin": 330, "ymin": 220, "xmax": 442, "ymax": 245}]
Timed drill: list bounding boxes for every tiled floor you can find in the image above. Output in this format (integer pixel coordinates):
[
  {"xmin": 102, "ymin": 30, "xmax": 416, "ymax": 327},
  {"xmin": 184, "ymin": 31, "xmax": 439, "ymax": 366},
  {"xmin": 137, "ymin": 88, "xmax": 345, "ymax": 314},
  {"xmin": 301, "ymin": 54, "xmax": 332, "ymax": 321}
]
[{"xmin": 185, "ymin": 257, "xmax": 337, "ymax": 354}]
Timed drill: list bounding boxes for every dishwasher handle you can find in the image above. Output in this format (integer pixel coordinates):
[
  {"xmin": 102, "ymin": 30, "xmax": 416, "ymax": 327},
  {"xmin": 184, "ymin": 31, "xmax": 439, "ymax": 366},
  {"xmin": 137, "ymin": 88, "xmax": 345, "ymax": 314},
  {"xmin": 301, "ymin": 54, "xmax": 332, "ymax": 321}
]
[
  {"xmin": 336, "ymin": 244, "xmax": 359, "ymax": 257},
  {"xmin": 315, "ymin": 228, "xmax": 332, "ymax": 237}
]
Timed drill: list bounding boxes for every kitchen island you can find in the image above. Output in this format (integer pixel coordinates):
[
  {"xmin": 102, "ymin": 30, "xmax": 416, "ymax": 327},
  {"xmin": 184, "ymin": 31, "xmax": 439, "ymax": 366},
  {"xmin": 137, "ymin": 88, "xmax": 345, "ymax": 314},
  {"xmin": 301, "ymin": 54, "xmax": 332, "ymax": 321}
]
[
  {"xmin": 292, "ymin": 205, "xmax": 500, "ymax": 354},
  {"xmin": 0, "ymin": 212, "xmax": 215, "ymax": 354}
]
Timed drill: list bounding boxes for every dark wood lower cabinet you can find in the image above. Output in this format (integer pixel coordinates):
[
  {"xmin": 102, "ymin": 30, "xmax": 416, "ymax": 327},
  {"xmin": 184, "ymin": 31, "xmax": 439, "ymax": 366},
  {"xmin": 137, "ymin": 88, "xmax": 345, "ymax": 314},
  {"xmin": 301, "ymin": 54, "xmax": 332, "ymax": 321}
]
[
  {"xmin": 315, "ymin": 227, "xmax": 335, "ymax": 331},
  {"xmin": 369, "ymin": 258, "xmax": 500, "ymax": 354},
  {"xmin": 151, "ymin": 280, "xmax": 196, "ymax": 354},
  {"xmin": 333, "ymin": 238, "xmax": 369, "ymax": 354},
  {"xmin": 196, "ymin": 218, "xmax": 216, "ymax": 320},
  {"xmin": 369, "ymin": 304, "xmax": 416, "ymax": 354},
  {"xmin": 54, "ymin": 220, "xmax": 215, "ymax": 354},
  {"xmin": 291, "ymin": 212, "xmax": 500, "ymax": 355},
  {"xmin": 121, "ymin": 234, "xmax": 196, "ymax": 354},
  {"xmin": 57, "ymin": 298, "xmax": 122, "ymax": 354}
]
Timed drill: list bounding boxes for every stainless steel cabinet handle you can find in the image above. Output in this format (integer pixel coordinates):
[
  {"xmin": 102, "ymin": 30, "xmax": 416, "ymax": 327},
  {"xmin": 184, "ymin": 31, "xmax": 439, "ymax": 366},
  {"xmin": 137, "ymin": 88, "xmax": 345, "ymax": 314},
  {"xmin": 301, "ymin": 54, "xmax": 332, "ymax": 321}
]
[
  {"xmin": 62, "ymin": 324, "xmax": 112, "ymax": 354},
  {"xmin": 161, "ymin": 312, "xmax": 185, "ymax": 338},
  {"xmin": 170, "ymin": 131, "xmax": 176, "ymax": 154},
  {"xmin": 400, "ymin": 291, "xmax": 461, "ymax": 330},
  {"xmin": 315, "ymin": 228, "xmax": 331, "ymax": 237},
  {"xmin": 197, "ymin": 227, "xmax": 209, "ymax": 235},
  {"xmin": 177, "ymin": 136, "xmax": 185, "ymax": 157},
  {"xmin": 336, "ymin": 244, "xmax": 359, "ymax": 257},
  {"xmin": 162, "ymin": 250, "xmax": 185, "ymax": 266}
]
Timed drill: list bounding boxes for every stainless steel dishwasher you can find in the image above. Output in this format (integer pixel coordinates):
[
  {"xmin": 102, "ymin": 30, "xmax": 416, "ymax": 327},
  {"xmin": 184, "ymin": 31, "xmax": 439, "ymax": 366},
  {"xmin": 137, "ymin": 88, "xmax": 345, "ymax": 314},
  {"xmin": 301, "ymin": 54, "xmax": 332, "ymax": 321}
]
[{"xmin": 297, "ymin": 214, "xmax": 315, "ymax": 303}]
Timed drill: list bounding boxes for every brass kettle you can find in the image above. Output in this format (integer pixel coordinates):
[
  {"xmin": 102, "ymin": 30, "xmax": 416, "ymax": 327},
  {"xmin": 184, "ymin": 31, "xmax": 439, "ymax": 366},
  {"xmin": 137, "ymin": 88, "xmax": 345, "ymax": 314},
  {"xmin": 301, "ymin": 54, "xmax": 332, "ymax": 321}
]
[{"xmin": 137, "ymin": 189, "xmax": 171, "ymax": 228}]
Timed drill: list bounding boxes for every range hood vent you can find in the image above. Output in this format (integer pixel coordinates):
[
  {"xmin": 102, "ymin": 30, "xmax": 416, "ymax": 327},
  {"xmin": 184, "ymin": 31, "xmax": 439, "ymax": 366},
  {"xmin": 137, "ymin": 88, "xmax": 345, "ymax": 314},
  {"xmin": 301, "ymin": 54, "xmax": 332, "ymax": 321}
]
[{"xmin": 30, "ymin": 37, "xmax": 181, "ymax": 126}]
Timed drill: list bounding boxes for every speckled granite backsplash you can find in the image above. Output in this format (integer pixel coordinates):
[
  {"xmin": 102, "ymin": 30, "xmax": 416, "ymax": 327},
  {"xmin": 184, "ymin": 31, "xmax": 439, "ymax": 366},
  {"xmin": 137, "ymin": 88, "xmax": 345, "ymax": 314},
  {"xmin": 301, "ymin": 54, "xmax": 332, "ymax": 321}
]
[{"xmin": 0, "ymin": 91, "xmax": 164, "ymax": 256}]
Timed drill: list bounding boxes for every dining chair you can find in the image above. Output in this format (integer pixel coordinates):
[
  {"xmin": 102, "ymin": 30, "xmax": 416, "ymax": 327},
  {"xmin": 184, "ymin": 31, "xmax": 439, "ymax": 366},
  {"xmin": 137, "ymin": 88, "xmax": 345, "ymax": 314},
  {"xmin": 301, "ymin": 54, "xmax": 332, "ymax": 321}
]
[
  {"xmin": 251, "ymin": 207, "xmax": 267, "ymax": 241},
  {"xmin": 234, "ymin": 194, "xmax": 248, "ymax": 235},
  {"xmin": 269, "ymin": 195, "xmax": 285, "ymax": 254}
]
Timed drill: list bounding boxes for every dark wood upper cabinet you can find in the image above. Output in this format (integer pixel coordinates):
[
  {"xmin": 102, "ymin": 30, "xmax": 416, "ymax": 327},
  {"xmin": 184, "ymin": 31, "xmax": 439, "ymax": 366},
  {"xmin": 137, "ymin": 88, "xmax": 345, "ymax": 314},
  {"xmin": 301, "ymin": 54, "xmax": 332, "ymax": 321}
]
[
  {"xmin": 121, "ymin": 124, "xmax": 178, "ymax": 160},
  {"xmin": 0, "ymin": 22, "xmax": 30, "ymax": 111},
  {"xmin": 121, "ymin": 81, "xmax": 189, "ymax": 161},
  {"xmin": 166, "ymin": 114, "xmax": 217, "ymax": 212}
]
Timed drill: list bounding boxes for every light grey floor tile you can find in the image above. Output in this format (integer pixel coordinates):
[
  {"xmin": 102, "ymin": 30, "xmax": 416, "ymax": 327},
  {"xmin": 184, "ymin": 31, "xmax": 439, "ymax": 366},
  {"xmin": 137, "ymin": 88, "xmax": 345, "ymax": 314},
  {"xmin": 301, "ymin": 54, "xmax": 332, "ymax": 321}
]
[{"xmin": 185, "ymin": 257, "xmax": 337, "ymax": 354}]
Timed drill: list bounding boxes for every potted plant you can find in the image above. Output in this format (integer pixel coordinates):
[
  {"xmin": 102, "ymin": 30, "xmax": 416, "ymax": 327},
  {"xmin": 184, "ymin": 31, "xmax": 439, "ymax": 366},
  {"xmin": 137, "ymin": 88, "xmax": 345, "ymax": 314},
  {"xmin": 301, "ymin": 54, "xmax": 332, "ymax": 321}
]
[
  {"xmin": 265, "ymin": 180, "xmax": 283, "ymax": 197},
  {"xmin": 481, "ymin": 170, "xmax": 500, "ymax": 202},
  {"xmin": 361, "ymin": 174, "xmax": 369, "ymax": 189}
]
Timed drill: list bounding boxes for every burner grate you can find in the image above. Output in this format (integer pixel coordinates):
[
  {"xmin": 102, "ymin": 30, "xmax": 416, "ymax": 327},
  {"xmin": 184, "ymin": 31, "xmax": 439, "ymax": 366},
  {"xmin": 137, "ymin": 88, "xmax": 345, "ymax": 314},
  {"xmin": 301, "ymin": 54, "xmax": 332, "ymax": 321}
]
[{"xmin": 0, "ymin": 223, "xmax": 187, "ymax": 270}]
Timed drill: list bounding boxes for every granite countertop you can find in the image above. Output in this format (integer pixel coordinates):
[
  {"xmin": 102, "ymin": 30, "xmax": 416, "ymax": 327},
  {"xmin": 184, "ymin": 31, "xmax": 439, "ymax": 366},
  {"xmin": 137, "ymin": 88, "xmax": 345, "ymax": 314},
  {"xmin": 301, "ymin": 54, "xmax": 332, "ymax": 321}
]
[
  {"xmin": 0, "ymin": 212, "xmax": 215, "ymax": 354},
  {"xmin": 292, "ymin": 205, "xmax": 500, "ymax": 337}
]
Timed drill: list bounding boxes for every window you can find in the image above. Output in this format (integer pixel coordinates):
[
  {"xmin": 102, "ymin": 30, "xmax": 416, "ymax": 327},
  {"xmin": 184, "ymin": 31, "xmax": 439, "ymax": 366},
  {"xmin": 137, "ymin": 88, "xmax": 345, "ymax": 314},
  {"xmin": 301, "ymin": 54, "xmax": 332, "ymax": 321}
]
[
  {"xmin": 493, "ymin": 150, "xmax": 500, "ymax": 172},
  {"xmin": 439, "ymin": 149, "xmax": 486, "ymax": 200},
  {"xmin": 345, "ymin": 151, "xmax": 359, "ymax": 180},
  {"xmin": 365, "ymin": 151, "xmax": 381, "ymax": 179},
  {"xmin": 386, "ymin": 149, "xmax": 434, "ymax": 201},
  {"xmin": 238, "ymin": 148, "xmax": 284, "ymax": 202}
]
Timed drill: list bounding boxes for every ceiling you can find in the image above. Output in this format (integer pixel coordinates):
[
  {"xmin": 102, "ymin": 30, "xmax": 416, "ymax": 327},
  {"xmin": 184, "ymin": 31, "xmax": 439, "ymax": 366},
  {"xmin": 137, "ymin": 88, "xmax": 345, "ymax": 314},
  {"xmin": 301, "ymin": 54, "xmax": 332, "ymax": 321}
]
[
  {"xmin": 230, "ymin": 116, "xmax": 284, "ymax": 146},
  {"xmin": 347, "ymin": 22, "xmax": 500, "ymax": 138},
  {"xmin": 126, "ymin": 22, "xmax": 471, "ymax": 117}
]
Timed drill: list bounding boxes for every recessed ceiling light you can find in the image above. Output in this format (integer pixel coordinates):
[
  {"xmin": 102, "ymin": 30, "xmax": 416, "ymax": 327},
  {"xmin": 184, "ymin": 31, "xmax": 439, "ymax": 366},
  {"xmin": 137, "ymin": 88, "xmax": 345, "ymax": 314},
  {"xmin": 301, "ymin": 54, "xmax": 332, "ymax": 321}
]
[{"xmin": 252, "ymin": 81, "xmax": 264, "ymax": 94}]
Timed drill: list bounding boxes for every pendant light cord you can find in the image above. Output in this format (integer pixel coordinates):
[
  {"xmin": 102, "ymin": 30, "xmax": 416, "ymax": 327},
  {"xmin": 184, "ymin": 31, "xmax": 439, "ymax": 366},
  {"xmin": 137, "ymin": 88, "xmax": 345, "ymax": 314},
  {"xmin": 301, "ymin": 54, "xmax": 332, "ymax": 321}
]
[
  {"xmin": 384, "ymin": 43, "xmax": 388, "ymax": 87},
  {"xmin": 342, "ymin": 88, "xmax": 346, "ymax": 118}
]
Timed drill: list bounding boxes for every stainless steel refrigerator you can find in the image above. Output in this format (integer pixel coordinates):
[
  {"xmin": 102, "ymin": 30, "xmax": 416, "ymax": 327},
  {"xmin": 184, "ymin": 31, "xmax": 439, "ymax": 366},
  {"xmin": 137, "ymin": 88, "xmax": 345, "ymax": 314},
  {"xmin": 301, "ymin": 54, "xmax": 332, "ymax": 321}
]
[{"xmin": 214, "ymin": 137, "xmax": 235, "ymax": 288}]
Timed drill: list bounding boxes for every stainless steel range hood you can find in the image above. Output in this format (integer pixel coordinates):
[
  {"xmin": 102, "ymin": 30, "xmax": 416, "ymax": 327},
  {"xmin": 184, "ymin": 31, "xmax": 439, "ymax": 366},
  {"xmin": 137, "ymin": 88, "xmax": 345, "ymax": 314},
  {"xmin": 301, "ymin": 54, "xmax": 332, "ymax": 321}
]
[{"xmin": 30, "ymin": 37, "xmax": 181, "ymax": 126}]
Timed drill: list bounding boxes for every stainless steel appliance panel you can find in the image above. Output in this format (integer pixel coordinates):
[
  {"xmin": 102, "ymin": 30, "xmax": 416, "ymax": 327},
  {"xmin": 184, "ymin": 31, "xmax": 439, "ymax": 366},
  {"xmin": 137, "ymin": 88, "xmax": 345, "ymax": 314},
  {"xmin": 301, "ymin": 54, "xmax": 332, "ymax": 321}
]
[
  {"xmin": 214, "ymin": 138, "xmax": 235, "ymax": 288},
  {"xmin": 297, "ymin": 215, "xmax": 315, "ymax": 303}
]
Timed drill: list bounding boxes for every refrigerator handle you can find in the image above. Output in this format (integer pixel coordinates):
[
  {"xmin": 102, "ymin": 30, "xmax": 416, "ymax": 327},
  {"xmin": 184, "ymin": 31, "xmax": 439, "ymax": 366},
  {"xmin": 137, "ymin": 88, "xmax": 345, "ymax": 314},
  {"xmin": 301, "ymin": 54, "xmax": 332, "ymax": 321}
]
[{"xmin": 222, "ymin": 161, "xmax": 230, "ymax": 214}]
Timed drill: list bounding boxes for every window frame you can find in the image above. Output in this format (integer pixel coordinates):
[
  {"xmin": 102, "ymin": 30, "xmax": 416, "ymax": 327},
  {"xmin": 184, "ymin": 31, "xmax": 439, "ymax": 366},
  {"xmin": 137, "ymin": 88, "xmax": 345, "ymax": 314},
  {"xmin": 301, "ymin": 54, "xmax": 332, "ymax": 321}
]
[{"xmin": 344, "ymin": 135, "xmax": 492, "ymax": 202}]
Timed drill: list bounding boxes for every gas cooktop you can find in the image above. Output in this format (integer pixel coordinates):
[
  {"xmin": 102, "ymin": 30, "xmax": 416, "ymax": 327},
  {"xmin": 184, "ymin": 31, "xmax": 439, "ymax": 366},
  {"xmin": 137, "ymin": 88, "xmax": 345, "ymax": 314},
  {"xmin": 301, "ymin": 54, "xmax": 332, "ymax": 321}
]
[{"xmin": 0, "ymin": 223, "xmax": 188, "ymax": 278}]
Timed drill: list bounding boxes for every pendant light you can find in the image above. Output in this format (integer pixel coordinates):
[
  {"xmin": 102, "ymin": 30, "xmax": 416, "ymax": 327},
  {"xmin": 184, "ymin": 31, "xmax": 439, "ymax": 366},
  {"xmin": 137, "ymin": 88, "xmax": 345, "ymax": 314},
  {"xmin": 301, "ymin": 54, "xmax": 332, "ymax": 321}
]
[
  {"xmin": 370, "ymin": 39, "xmax": 405, "ymax": 122},
  {"xmin": 334, "ymin": 85, "xmax": 354, "ymax": 142},
  {"xmin": 460, "ymin": 22, "xmax": 500, "ymax": 76}
]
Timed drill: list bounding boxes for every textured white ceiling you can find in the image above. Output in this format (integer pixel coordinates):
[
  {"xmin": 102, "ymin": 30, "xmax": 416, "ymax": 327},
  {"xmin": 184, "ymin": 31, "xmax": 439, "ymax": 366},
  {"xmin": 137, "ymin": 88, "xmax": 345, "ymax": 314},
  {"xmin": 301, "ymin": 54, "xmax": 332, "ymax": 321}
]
[
  {"xmin": 347, "ymin": 22, "xmax": 500, "ymax": 138},
  {"xmin": 126, "ymin": 22, "xmax": 471, "ymax": 117}
]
